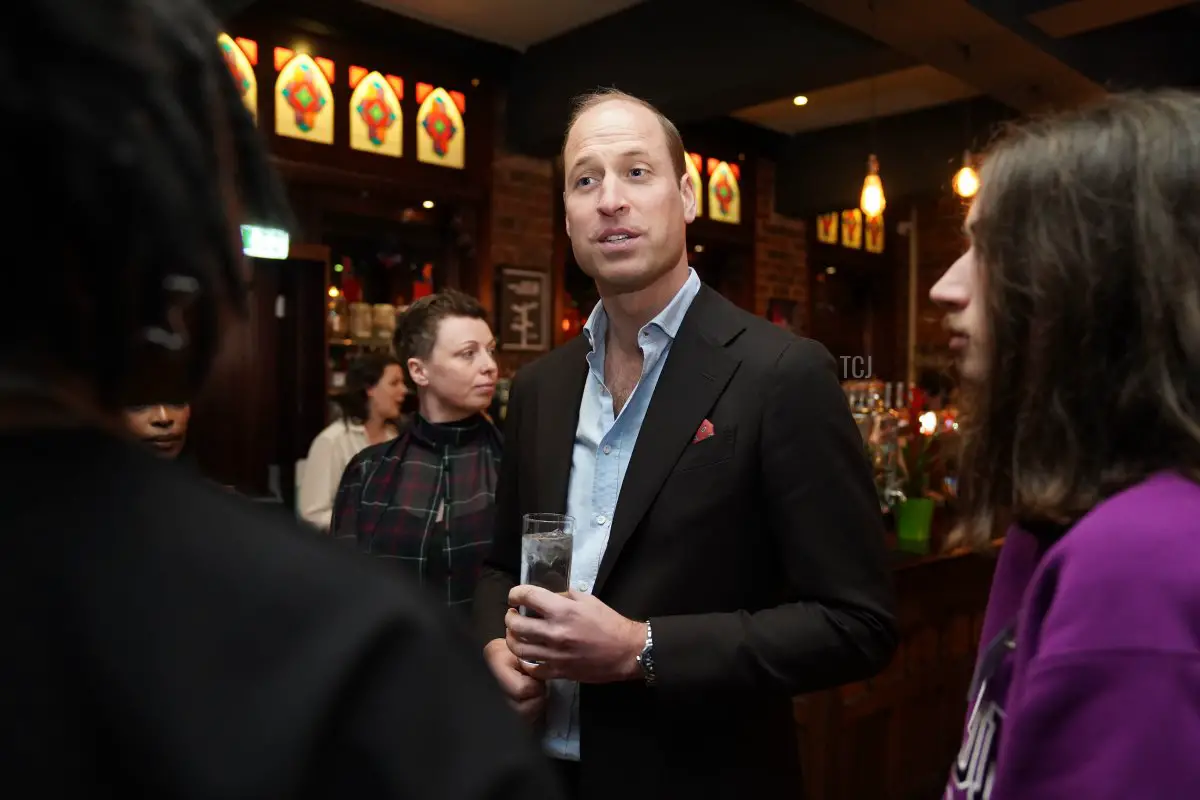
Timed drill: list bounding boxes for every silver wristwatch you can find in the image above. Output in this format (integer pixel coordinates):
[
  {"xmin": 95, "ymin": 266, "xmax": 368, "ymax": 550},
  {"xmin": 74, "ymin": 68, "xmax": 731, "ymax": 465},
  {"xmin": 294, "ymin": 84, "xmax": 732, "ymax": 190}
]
[{"xmin": 635, "ymin": 621, "xmax": 657, "ymax": 686}]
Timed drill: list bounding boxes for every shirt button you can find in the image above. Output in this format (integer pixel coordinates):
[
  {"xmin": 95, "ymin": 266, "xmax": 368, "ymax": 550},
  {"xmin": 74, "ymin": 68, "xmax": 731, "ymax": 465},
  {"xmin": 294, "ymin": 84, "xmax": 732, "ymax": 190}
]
[
  {"xmin": 596, "ymin": 514, "xmax": 607, "ymax": 525},
  {"xmin": 602, "ymin": 445, "xmax": 612, "ymax": 455},
  {"xmin": 575, "ymin": 581, "xmax": 589, "ymax": 592}
]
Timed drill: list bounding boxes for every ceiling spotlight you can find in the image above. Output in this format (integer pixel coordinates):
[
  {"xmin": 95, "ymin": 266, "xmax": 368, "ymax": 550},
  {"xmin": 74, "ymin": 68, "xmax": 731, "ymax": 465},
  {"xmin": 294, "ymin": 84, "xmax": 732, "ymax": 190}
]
[
  {"xmin": 792, "ymin": 95, "xmax": 809, "ymax": 106},
  {"xmin": 422, "ymin": 200, "xmax": 435, "ymax": 209}
]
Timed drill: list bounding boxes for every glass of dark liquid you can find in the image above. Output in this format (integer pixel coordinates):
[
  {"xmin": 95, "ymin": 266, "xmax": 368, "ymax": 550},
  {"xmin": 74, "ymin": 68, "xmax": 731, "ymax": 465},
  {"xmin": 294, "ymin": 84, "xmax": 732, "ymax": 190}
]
[{"xmin": 519, "ymin": 513, "xmax": 575, "ymax": 618}]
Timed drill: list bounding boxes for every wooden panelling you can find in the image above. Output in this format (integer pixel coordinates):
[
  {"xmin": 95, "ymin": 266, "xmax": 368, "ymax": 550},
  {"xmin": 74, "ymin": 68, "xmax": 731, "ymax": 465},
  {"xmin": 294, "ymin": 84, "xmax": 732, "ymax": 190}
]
[{"xmin": 796, "ymin": 549, "xmax": 997, "ymax": 799}]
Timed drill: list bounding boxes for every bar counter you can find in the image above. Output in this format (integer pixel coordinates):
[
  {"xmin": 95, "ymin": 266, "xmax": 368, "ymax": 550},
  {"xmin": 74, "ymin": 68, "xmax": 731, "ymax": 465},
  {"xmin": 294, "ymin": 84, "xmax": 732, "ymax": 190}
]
[{"xmin": 794, "ymin": 527, "xmax": 1000, "ymax": 800}]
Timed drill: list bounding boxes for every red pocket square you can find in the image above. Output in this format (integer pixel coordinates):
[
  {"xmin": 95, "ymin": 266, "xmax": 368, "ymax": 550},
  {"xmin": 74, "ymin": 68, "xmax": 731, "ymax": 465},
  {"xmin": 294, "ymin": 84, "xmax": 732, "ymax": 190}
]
[{"xmin": 693, "ymin": 419, "xmax": 715, "ymax": 443}]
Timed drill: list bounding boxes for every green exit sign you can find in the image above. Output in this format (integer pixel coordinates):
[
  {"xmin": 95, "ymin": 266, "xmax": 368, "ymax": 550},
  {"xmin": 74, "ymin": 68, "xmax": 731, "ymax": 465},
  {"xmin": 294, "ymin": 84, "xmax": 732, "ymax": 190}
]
[{"xmin": 240, "ymin": 225, "xmax": 289, "ymax": 259}]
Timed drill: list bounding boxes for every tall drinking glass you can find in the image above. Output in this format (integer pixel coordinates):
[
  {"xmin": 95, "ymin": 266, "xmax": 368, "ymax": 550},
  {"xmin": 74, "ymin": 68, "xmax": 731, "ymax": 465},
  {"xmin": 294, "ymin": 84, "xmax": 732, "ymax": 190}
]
[{"xmin": 519, "ymin": 513, "xmax": 574, "ymax": 617}]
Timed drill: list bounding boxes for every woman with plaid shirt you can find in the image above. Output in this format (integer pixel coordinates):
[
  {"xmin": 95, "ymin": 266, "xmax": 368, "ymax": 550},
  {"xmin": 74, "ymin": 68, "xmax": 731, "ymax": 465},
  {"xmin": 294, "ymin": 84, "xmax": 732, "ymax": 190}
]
[{"xmin": 332, "ymin": 290, "xmax": 503, "ymax": 612}]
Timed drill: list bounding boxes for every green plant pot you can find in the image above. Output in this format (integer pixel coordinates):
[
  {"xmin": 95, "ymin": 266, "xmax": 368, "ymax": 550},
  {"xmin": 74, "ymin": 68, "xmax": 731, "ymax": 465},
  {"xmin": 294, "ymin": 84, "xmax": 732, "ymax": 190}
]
[{"xmin": 896, "ymin": 497, "xmax": 935, "ymax": 554}]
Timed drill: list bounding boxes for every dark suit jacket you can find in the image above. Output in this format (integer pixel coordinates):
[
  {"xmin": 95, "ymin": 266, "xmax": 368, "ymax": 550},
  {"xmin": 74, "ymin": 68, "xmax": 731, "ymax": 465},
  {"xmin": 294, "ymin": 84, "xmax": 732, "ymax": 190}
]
[{"xmin": 475, "ymin": 285, "xmax": 896, "ymax": 799}]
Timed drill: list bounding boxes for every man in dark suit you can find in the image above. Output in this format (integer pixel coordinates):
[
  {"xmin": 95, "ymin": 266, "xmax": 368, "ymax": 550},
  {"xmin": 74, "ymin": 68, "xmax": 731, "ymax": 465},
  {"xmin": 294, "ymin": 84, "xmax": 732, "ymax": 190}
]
[{"xmin": 474, "ymin": 89, "xmax": 896, "ymax": 799}]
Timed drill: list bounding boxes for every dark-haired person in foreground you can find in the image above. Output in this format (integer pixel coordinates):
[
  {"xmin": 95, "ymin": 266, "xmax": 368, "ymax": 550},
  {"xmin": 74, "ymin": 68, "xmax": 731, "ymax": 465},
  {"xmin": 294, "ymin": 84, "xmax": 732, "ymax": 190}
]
[
  {"xmin": 0, "ymin": 1, "xmax": 559, "ymax": 797},
  {"xmin": 934, "ymin": 90, "xmax": 1200, "ymax": 799},
  {"xmin": 332, "ymin": 290, "xmax": 502, "ymax": 613}
]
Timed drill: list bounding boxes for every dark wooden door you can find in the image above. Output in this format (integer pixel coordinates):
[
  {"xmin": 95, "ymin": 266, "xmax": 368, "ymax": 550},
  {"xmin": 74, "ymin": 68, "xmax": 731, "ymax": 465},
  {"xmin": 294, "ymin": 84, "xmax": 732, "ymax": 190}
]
[
  {"xmin": 689, "ymin": 240, "xmax": 754, "ymax": 311},
  {"xmin": 809, "ymin": 262, "xmax": 874, "ymax": 368},
  {"xmin": 808, "ymin": 251, "xmax": 901, "ymax": 382},
  {"xmin": 191, "ymin": 246, "xmax": 329, "ymax": 503},
  {"xmin": 272, "ymin": 247, "xmax": 330, "ymax": 506}
]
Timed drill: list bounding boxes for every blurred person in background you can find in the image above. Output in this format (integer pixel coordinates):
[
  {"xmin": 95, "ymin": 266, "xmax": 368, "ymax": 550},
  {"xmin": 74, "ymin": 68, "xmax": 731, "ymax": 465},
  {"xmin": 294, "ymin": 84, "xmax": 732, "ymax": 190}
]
[
  {"xmin": 0, "ymin": 1, "xmax": 560, "ymax": 797},
  {"xmin": 299, "ymin": 352, "xmax": 407, "ymax": 530},
  {"xmin": 124, "ymin": 401, "xmax": 191, "ymax": 460},
  {"xmin": 933, "ymin": 90, "xmax": 1200, "ymax": 800},
  {"xmin": 332, "ymin": 290, "xmax": 502, "ymax": 614}
]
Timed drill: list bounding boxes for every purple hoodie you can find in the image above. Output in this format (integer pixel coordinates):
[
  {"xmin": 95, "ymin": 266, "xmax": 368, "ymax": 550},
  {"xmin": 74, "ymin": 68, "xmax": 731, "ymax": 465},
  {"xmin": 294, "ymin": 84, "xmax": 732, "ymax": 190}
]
[{"xmin": 945, "ymin": 472, "xmax": 1200, "ymax": 800}]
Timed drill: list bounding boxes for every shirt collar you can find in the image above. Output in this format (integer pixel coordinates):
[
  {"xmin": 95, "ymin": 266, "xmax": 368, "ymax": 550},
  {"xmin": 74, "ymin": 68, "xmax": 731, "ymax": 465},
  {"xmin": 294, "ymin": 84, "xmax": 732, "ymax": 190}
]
[{"xmin": 583, "ymin": 267, "xmax": 702, "ymax": 348}]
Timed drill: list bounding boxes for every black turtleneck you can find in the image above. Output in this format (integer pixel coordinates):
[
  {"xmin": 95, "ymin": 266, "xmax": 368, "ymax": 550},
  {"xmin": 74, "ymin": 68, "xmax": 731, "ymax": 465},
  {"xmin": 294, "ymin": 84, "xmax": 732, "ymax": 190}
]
[{"xmin": 410, "ymin": 412, "xmax": 488, "ymax": 449}]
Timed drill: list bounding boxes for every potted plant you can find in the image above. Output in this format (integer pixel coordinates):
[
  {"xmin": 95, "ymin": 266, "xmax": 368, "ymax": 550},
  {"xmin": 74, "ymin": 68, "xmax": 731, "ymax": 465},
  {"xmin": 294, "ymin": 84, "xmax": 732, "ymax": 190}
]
[{"xmin": 895, "ymin": 417, "xmax": 939, "ymax": 554}]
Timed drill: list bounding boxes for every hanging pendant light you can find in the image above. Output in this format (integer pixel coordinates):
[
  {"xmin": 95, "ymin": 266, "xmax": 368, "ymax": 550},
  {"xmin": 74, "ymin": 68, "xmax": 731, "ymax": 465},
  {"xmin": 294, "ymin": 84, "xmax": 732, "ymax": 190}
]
[
  {"xmin": 860, "ymin": 153, "xmax": 886, "ymax": 217},
  {"xmin": 952, "ymin": 150, "xmax": 979, "ymax": 198}
]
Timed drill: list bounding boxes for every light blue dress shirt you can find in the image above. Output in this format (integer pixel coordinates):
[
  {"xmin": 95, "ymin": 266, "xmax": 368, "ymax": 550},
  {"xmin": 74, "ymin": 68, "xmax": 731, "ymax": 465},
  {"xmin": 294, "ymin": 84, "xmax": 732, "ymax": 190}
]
[{"xmin": 543, "ymin": 268, "xmax": 702, "ymax": 761}]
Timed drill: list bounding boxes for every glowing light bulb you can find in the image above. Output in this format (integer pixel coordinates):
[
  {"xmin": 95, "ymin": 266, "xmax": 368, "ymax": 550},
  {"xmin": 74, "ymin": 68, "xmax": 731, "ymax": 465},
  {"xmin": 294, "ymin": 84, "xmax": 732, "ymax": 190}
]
[
  {"xmin": 953, "ymin": 166, "xmax": 979, "ymax": 198},
  {"xmin": 919, "ymin": 411, "xmax": 937, "ymax": 436},
  {"xmin": 953, "ymin": 151, "xmax": 979, "ymax": 198},
  {"xmin": 860, "ymin": 154, "xmax": 886, "ymax": 217}
]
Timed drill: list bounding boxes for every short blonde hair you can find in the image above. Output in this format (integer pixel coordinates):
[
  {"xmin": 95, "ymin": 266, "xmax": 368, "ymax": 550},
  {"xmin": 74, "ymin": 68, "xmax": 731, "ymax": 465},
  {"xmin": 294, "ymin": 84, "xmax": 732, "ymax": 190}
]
[{"xmin": 561, "ymin": 88, "xmax": 687, "ymax": 183}]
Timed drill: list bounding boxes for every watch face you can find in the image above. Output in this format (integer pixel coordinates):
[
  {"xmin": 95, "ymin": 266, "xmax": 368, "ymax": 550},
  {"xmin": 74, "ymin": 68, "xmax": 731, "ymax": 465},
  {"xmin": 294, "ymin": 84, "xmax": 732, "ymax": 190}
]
[{"xmin": 637, "ymin": 624, "xmax": 654, "ymax": 681}]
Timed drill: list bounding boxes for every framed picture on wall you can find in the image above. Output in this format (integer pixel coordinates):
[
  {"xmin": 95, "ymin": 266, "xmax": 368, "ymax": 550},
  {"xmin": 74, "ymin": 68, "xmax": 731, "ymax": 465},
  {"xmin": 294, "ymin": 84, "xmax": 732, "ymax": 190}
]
[
  {"xmin": 496, "ymin": 266, "xmax": 551, "ymax": 352},
  {"xmin": 766, "ymin": 297, "xmax": 800, "ymax": 333}
]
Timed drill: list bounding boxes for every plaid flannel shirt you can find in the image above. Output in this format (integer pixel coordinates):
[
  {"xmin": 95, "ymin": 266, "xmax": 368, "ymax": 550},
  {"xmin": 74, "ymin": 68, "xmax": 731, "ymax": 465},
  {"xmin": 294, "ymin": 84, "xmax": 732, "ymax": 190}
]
[{"xmin": 331, "ymin": 414, "xmax": 502, "ymax": 610}]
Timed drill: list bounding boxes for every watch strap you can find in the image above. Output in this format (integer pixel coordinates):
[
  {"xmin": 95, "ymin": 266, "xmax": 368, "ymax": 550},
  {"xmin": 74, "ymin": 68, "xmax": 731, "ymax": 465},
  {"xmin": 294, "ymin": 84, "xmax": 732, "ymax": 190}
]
[{"xmin": 635, "ymin": 621, "xmax": 657, "ymax": 686}]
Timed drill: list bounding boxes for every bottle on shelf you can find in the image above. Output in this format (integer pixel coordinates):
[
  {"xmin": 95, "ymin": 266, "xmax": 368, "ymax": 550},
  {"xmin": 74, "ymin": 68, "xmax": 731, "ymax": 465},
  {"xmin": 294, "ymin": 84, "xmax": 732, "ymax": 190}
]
[{"xmin": 327, "ymin": 290, "xmax": 347, "ymax": 338}]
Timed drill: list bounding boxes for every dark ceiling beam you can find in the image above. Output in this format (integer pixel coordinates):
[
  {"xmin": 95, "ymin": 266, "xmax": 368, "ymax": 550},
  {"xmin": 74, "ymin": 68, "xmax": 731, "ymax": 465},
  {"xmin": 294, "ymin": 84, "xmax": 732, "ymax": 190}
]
[
  {"xmin": 965, "ymin": 0, "xmax": 1191, "ymax": 90},
  {"xmin": 1028, "ymin": 0, "xmax": 1197, "ymax": 38},
  {"xmin": 774, "ymin": 1, "xmax": 1198, "ymax": 218},
  {"xmin": 1069, "ymin": 5, "xmax": 1200, "ymax": 88},
  {"xmin": 503, "ymin": 0, "xmax": 914, "ymax": 158},
  {"xmin": 791, "ymin": 0, "xmax": 1105, "ymax": 112}
]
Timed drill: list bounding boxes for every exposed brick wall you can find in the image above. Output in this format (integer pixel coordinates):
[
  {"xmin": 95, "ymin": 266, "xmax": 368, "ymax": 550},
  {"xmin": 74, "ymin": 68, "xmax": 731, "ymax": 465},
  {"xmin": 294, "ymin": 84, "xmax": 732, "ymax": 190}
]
[
  {"xmin": 913, "ymin": 191, "xmax": 971, "ymax": 373},
  {"xmin": 753, "ymin": 160, "xmax": 809, "ymax": 332},
  {"xmin": 487, "ymin": 140, "xmax": 556, "ymax": 376},
  {"xmin": 489, "ymin": 151, "xmax": 555, "ymax": 269}
]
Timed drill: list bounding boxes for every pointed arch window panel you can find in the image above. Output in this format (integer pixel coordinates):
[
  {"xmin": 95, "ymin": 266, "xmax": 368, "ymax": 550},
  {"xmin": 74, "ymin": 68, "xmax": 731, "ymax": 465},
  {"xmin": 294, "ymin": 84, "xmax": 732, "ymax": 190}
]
[
  {"xmin": 273, "ymin": 48, "xmax": 335, "ymax": 144},
  {"xmin": 816, "ymin": 211, "xmax": 839, "ymax": 244},
  {"xmin": 706, "ymin": 159, "xmax": 741, "ymax": 225},
  {"xmin": 415, "ymin": 83, "xmax": 466, "ymax": 169},
  {"xmin": 865, "ymin": 213, "xmax": 885, "ymax": 253},
  {"xmin": 218, "ymin": 33, "xmax": 258, "ymax": 121},
  {"xmin": 841, "ymin": 209, "xmax": 863, "ymax": 249},
  {"xmin": 349, "ymin": 67, "xmax": 403, "ymax": 158}
]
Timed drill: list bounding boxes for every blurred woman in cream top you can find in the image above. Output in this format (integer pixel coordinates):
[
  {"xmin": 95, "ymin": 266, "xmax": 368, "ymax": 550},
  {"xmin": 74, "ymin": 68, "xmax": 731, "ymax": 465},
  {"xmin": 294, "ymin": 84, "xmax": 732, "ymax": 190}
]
[{"xmin": 299, "ymin": 353, "xmax": 408, "ymax": 530}]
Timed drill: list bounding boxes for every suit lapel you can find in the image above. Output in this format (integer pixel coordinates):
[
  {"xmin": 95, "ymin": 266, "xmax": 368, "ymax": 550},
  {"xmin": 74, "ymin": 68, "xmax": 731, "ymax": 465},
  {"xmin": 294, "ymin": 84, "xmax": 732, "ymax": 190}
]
[
  {"xmin": 534, "ymin": 337, "xmax": 589, "ymax": 516},
  {"xmin": 594, "ymin": 287, "xmax": 744, "ymax": 594}
]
